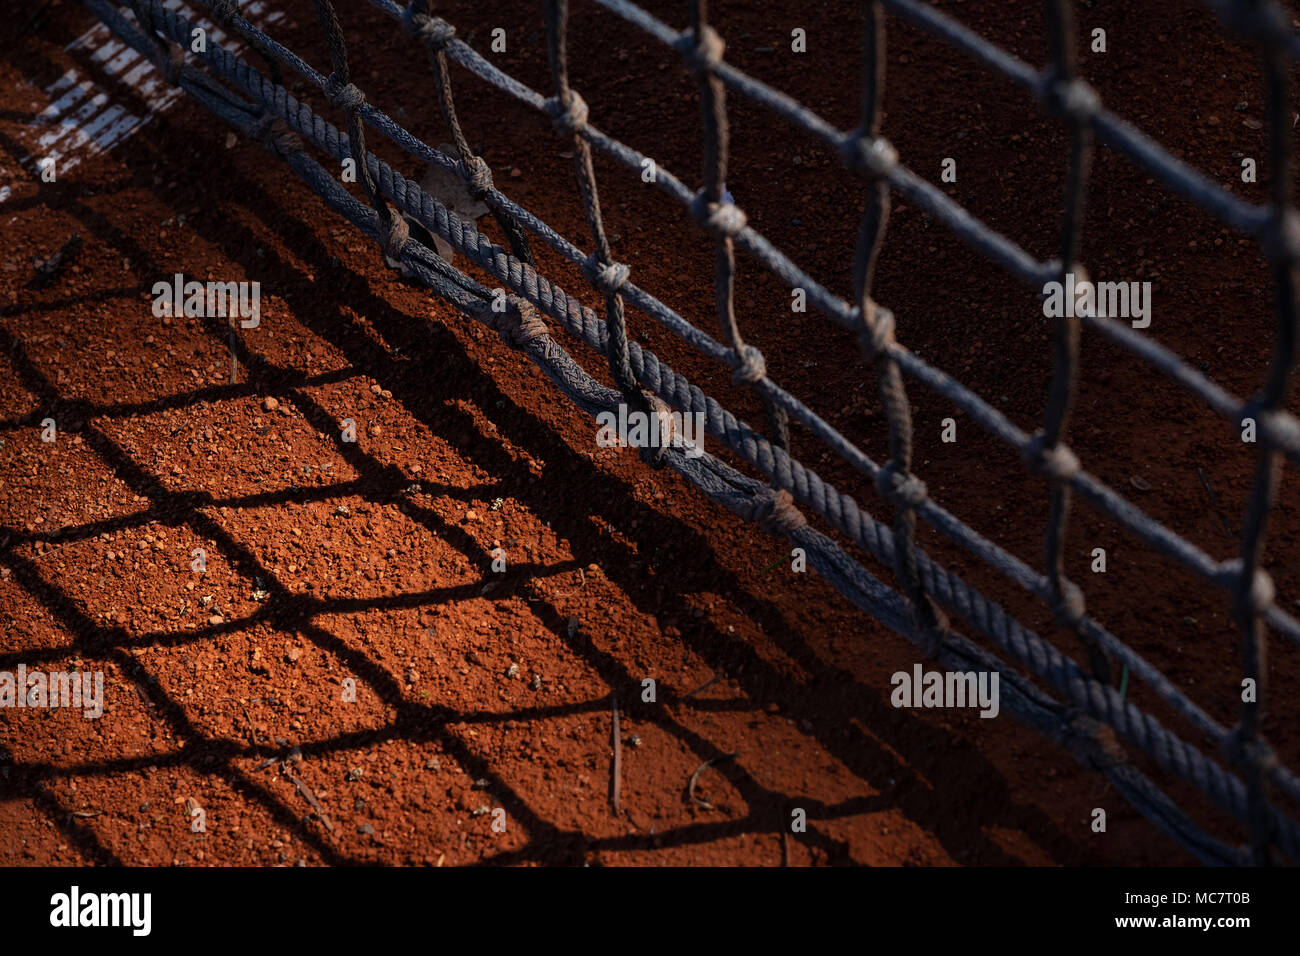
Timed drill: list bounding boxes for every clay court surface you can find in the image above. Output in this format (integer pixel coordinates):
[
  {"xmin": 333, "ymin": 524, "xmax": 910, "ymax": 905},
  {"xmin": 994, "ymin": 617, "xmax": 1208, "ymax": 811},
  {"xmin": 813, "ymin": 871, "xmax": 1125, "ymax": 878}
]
[{"xmin": 1, "ymin": 0, "xmax": 1299, "ymax": 866}]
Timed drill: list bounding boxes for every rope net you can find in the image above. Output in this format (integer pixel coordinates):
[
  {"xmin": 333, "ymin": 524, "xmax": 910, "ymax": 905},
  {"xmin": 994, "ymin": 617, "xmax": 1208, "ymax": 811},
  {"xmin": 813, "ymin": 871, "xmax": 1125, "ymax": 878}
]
[{"xmin": 83, "ymin": 0, "xmax": 1300, "ymax": 864}]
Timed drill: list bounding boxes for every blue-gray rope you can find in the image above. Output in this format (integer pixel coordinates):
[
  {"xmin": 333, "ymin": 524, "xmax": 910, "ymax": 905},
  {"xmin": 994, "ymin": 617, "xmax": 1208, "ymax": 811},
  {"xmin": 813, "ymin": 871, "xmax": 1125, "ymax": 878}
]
[
  {"xmin": 91, "ymin": 0, "xmax": 1300, "ymax": 862},
  {"xmin": 192, "ymin": 0, "xmax": 1300, "ymax": 667}
]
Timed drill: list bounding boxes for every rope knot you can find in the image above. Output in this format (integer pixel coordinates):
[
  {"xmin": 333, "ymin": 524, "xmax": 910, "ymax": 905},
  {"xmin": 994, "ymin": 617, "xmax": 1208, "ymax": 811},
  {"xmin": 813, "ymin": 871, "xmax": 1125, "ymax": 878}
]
[
  {"xmin": 402, "ymin": 6, "xmax": 457, "ymax": 49},
  {"xmin": 639, "ymin": 390, "xmax": 677, "ymax": 463},
  {"xmin": 1040, "ymin": 73, "xmax": 1100, "ymax": 124},
  {"xmin": 691, "ymin": 190, "xmax": 747, "ymax": 237},
  {"xmin": 463, "ymin": 154, "xmax": 494, "ymax": 199},
  {"xmin": 1022, "ymin": 431, "xmax": 1081, "ymax": 482},
  {"xmin": 840, "ymin": 133, "xmax": 898, "ymax": 179},
  {"xmin": 913, "ymin": 598, "xmax": 950, "ymax": 658},
  {"xmin": 730, "ymin": 344, "xmax": 767, "ymax": 385},
  {"xmin": 210, "ymin": 0, "xmax": 239, "ymax": 23},
  {"xmin": 383, "ymin": 211, "xmax": 410, "ymax": 263},
  {"xmin": 1220, "ymin": 559, "xmax": 1276, "ymax": 618},
  {"xmin": 1220, "ymin": 726, "xmax": 1280, "ymax": 775},
  {"xmin": 741, "ymin": 487, "xmax": 807, "ymax": 537},
  {"xmin": 1059, "ymin": 710, "xmax": 1127, "ymax": 770},
  {"xmin": 480, "ymin": 296, "xmax": 549, "ymax": 348},
  {"xmin": 547, "ymin": 92, "xmax": 589, "ymax": 136},
  {"xmin": 162, "ymin": 44, "xmax": 187, "ymax": 85},
  {"xmin": 251, "ymin": 113, "xmax": 303, "ymax": 157},
  {"xmin": 1046, "ymin": 263, "xmax": 1094, "ymax": 317},
  {"xmin": 856, "ymin": 301, "xmax": 896, "ymax": 361},
  {"xmin": 875, "ymin": 462, "xmax": 927, "ymax": 509},
  {"xmin": 1261, "ymin": 209, "xmax": 1300, "ymax": 267},
  {"xmin": 1051, "ymin": 578, "xmax": 1087, "ymax": 630},
  {"xmin": 583, "ymin": 256, "xmax": 630, "ymax": 296},
  {"xmin": 324, "ymin": 73, "xmax": 365, "ymax": 112},
  {"xmin": 676, "ymin": 25, "xmax": 725, "ymax": 73}
]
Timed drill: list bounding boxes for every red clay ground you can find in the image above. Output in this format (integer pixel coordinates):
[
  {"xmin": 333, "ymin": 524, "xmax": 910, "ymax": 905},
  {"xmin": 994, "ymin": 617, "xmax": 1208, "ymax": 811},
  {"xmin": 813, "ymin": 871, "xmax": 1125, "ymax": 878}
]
[{"xmin": 0, "ymin": 0, "xmax": 1299, "ymax": 866}]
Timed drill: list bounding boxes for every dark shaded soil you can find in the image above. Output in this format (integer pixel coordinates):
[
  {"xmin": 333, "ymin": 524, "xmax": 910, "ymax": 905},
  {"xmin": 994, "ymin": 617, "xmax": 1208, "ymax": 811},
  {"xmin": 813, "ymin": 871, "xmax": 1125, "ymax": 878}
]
[{"xmin": 1, "ymin": 0, "xmax": 1298, "ymax": 866}]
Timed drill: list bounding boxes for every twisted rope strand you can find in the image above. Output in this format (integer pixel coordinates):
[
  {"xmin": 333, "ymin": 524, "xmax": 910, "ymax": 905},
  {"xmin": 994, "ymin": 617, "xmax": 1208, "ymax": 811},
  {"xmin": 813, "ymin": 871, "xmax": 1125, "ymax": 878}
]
[
  {"xmin": 1037, "ymin": 0, "xmax": 1107, "ymax": 684},
  {"xmin": 178, "ymin": 0, "xmax": 1300, "ymax": 771},
  {"xmin": 93, "ymin": 0, "xmax": 1300, "ymax": 862},
  {"xmin": 402, "ymin": 0, "xmax": 534, "ymax": 265},
  {"xmin": 542, "ymin": 0, "xmax": 655, "ymax": 463},
  {"xmin": 851, "ymin": 1, "xmax": 946, "ymax": 657}
]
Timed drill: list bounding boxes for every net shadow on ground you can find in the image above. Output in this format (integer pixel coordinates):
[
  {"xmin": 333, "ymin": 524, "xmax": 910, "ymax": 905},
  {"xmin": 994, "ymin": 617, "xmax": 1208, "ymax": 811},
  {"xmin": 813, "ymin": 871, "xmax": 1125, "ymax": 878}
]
[
  {"xmin": 0, "ymin": 114, "xmax": 1094, "ymax": 864},
  {"xmin": 10, "ymin": 0, "xmax": 1258, "ymax": 863}
]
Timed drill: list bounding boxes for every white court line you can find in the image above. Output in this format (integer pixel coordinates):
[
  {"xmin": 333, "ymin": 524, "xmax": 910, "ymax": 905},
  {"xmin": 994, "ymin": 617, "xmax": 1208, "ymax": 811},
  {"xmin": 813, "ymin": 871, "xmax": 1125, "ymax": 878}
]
[{"xmin": 11, "ymin": 1, "xmax": 284, "ymax": 185}]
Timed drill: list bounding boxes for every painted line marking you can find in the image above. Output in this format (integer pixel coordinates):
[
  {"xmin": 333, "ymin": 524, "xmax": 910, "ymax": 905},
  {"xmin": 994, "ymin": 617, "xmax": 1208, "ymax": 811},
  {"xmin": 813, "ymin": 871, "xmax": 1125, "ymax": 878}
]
[{"xmin": 10, "ymin": 1, "xmax": 284, "ymax": 189}]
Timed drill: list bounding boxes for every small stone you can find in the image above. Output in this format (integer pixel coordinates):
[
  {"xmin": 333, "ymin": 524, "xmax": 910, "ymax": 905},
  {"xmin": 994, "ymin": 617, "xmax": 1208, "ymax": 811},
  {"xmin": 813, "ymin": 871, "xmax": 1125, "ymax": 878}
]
[
  {"xmin": 425, "ymin": 757, "xmax": 441, "ymax": 771},
  {"xmin": 506, "ymin": 663, "xmax": 520, "ymax": 679},
  {"xmin": 472, "ymin": 805, "xmax": 490, "ymax": 817},
  {"xmin": 208, "ymin": 614, "xmax": 223, "ymax": 625},
  {"xmin": 1129, "ymin": 475, "xmax": 1152, "ymax": 492},
  {"xmin": 262, "ymin": 397, "xmax": 279, "ymax": 412},
  {"xmin": 465, "ymin": 509, "xmax": 478, "ymax": 521},
  {"xmin": 629, "ymin": 734, "xmax": 643, "ymax": 748},
  {"xmin": 357, "ymin": 823, "xmax": 375, "ymax": 835},
  {"xmin": 368, "ymin": 424, "xmax": 382, "ymax": 438},
  {"xmin": 530, "ymin": 674, "xmax": 543, "ymax": 691},
  {"xmin": 347, "ymin": 767, "xmax": 364, "ymax": 782},
  {"xmin": 510, "ymin": 167, "xmax": 522, "ymax": 178}
]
